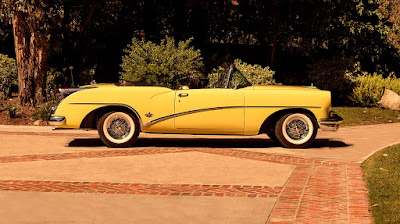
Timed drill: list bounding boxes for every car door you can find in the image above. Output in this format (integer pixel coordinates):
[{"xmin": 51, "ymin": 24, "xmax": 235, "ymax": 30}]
[{"xmin": 174, "ymin": 89, "xmax": 244, "ymax": 133}]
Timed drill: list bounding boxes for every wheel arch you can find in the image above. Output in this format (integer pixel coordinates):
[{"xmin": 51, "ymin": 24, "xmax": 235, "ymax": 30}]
[
  {"xmin": 80, "ymin": 104, "xmax": 142, "ymax": 130},
  {"xmin": 258, "ymin": 108, "xmax": 318, "ymax": 134}
]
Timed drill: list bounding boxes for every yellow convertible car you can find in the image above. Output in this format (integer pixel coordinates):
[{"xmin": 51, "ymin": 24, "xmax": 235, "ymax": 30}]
[{"xmin": 49, "ymin": 69, "xmax": 342, "ymax": 148}]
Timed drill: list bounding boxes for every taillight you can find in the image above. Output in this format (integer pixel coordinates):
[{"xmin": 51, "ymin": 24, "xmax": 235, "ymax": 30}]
[
  {"xmin": 51, "ymin": 106, "xmax": 58, "ymax": 115},
  {"xmin": 58, "ymin": 88, "xmax": 83, "ymax": 97}
]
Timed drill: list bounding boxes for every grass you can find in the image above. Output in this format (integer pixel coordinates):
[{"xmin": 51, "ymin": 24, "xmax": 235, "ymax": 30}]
[
  {"xmin": 333, "ymin": 107, "xmax": 400, "ymax": 126},
  {"xmin": 362, "ymin": 144, "xmax": 400, "ymax": 224}
]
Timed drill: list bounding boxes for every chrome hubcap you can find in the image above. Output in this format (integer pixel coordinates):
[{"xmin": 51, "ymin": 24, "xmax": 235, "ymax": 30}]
[
  {"xmin": 106, "ymin": 116, "xmax": 131, "ymax": 140},
  {"xmin": 286, "ymin": 119, "xmax": 309, "ymax": 140}
]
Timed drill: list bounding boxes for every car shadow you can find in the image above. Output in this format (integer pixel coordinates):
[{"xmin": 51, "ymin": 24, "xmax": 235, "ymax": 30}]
[{"xmin": 67, "ymin": 137, "xmax": 351, "ymax": 149}]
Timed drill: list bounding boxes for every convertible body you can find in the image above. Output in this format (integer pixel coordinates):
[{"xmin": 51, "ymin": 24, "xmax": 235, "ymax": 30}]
[{"xmin": 49, "ymin": 83, "xmax": 342, "ymax": 148}]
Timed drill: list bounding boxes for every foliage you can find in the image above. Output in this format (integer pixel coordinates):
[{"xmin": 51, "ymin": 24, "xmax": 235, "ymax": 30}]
[
  {"xmin": 233, "ymin": 59, "xmax": 276, "ymax": 85},
  {"xmin": 381, "ymin": 0, "xmax": 400, "ymax": 54},
  {"xmin": 120, "ymin": 36, "xmax": 204, "ymax": 88},
  {"xmin": 2, "ymin": 101, "xmax": 20, "ymax": 118},
  {"xmin": 46, "ymin": 68, "xmax": 69, "ymax": 97},
  {"xmin": 0, "ymin": 53, "xmax": 17, "ymax": 98},
  {"xmin": 35, "ymin": 68, "xmax": 63, "ymax": 120},
  {"xmin": 31, "ymin": 101, "xmax": 59, "ymax": 121},
  {"xmin": 0, "ymin": 93, "xmax": 6, "ymax": 102},
  {"xmin": 207, "ymin": 67, "xmax": 226, "ymax": 88},
  {"xmin": 307, "ymin": 56, "xmax": 360, "ymax": 104},
  {"xmin": 208, "ymin": 59, "xmax": 276, "ymax": 88},
  {"xmin": 1, "ymin": 0, "xmax": 63, "ymax": 105},
  {"xmin": 206, "ymin": 0, "xmax": 400, "ymax": 72},
  {"xmin": 351, "ymin": 73, "xmax": 400, "ymax": 107},
  {"xmin": 333, "ymin": 107, "xmax": 400, "ymax": 126},
  {"xmin": 1, "ymin": 0, "xmax": 400, "ymax": 93},
  {"xmin": 362, "ymin": 144, "xmax": 400, "ymax": 224},
  {"xmin": 78, "ymin": 69, "xmax": 96, "ymax": 86},
  {"xmin": 0, "ymin": 1, "xmax": 63, "ymax": 33}
]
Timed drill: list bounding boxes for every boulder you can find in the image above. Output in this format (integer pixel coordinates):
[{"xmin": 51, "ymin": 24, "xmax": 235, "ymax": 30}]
[{"xmin": 378, "ymin": 89, "xmax": 400, "ymax": 110}]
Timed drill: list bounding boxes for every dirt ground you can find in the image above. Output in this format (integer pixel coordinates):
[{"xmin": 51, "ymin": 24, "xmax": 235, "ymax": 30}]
[{"xmin": 0, "ymin": 96, "xmax": 47, "ymax": 126}]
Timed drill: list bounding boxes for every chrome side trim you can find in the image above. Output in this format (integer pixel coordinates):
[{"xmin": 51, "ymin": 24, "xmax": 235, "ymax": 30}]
[
  {"xmin": 52, "ymin": 128, "xmax": 75, "ymax": 130},
  {"xmin": 144, "ymin": 106, "xmax": 241, "ymax": 128},
  {"xmin": 144, "ymin": 105, "xmax": 322, "ymax": 128},
  {"xmin": 69, "ymin": 102, "xmax": 143, "ymax": 128},
  {"xmin": 247, "ymin": 106, "xmax": 321, "ymax": 109},
  {"xmin": 48, "ymin": 116, "xmax": 66, "ymax": 126}
]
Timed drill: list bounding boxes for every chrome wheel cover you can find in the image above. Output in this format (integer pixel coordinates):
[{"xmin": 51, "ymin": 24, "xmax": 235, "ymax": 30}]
[
  {"xmin": 286, "ymin": 118, "xmax": 309, "ymax": 140},
  {"xmin": 282, "ymin": 114, "xmax": 314, "ymax": 145},
  {"xmin": 106, "ymin": 117, "xmax": 131, "ymax": 140},
  {"xmin": 103, "ymin": 112, "xmax": 135, "ymax": 144}
]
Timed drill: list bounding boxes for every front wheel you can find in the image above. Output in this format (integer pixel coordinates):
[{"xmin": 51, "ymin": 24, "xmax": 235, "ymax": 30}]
[
  {"xmin": 97, "ymin": 111, "xmax": 140, "ymax": 148},
  {"xmin": 275, "ymin": 113, "xmax": 318, "ymax": 148},
  {"xmin": 266, "ymin": 131, "xmax": 277, "ymax": 142}
]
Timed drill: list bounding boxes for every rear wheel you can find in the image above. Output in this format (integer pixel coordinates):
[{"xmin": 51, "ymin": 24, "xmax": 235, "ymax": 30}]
[
  {"xmin": 97, "ymin": 111, "xmax": 140, "ymax": 148},
  {"xmin": 275, "ymin": 113, "xmax": 317, "ymax": 148}
]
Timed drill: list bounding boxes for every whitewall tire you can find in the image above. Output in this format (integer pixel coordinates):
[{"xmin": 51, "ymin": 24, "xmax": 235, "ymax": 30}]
[
  {"xmin": 97, "ymin": 111, "xmax": 140, "ymax": 148},
  {"xmin": 275, "ymin": 113, "xmax": 317, "ymax": 148}
]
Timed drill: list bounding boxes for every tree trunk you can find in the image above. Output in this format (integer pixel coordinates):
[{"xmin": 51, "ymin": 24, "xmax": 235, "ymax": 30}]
[
  {"xmin": 12, "ymin": 11, "xmax": 33, "ymax": 105},
  {"xmin": 270, "ymin": 37, "xmax": 277, "ymax": 67},
  {"xmin": 33, "ymin": 33, "xmax": 50, "ymax": 104},
  {"xmin": 12, "ymin": 9, "xmax": 51, "ymax": 106}
]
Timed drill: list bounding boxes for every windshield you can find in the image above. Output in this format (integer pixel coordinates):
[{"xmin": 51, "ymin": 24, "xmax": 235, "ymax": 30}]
[{"xmin": 210, "ymin": 64, "xmax": 252, "ymax": 89}]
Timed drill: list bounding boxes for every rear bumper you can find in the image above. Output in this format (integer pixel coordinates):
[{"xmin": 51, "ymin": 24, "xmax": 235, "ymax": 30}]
[
  {"xmin": 48, "ymin": 116, "xmax": 66, "ymax": 126},
  {"xmin": 319, "ymin": 112, "xmax": 343, "ymax": 131}
]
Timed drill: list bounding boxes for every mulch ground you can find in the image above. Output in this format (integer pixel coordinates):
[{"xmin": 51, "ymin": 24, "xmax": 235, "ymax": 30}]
[{"xmin": 0, "ymin": 96, "xmax": 47, "ymax": 126}]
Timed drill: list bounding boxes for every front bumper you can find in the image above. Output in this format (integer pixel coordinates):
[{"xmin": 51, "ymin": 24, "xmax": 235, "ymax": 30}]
[
  {"xmin": 48, "ymin": 116, "xmax": 66, "ymax": 126},
  {"xmin": 319, "ymin": 112, "xmax": 343, "ymax": 131}
]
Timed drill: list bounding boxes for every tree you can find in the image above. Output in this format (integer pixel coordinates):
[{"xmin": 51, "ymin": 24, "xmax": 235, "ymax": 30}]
[
  {"xmin": 383, "ymin": 0, "xmax": 400, "ymax": 52},
  {"xmin": 0, "ymin": 0, "xmax": 62, "ymax": 105},
  {"xmin": 0, "ymin": 53, "xmax": 18, "ymax": 98}
]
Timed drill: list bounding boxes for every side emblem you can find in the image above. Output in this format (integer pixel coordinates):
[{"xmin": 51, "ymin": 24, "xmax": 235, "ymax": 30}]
[{"xmin": 145, "ymin": 112, "xmax": 154, "ymax": 118}]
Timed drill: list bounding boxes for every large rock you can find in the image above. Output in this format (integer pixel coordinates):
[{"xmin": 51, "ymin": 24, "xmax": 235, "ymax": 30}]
[{"xmin": 378, "ymin": 89, "xmax": 400, "ymax": 110}]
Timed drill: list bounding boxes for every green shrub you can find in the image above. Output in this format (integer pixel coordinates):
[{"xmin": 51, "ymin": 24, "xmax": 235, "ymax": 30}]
[
  {"xmin": 2, "ymin": 101, "xmax": 20, "ymax": 118},
  {"xmin": 207, "ymin": 67, "xmax": 225, "ymax": 88},
  {"xmin": 0, "ymin": 54, "xmax": 18, "ymax": 98},
  {"xmin": 208, "ymin": 59, "xmax": 276, "ymax": 88},
  {"xmin": 233, "ymin": 59, "xmax": 276, "ymax": 85},
  {"xmin": 46, "ymin": 68, "xmax": 68, "ymax": 100},
  {"xmin": 120, "ymin": 36, "xmax": 204, "ymax": 88},
  {"xmin": 78, "ymin": 68, "xmax": 95, "ymax": 86},
  {"xmin": 0, "ymin": 93, "xmax": 6, "ymax": 102},
  {"xmin": 31, "ymin": 101, "xmax": 59, "ymax": 121},
  {"xmin": 351, "ymin": 73, "xmax": 400, "ymax": 107}
]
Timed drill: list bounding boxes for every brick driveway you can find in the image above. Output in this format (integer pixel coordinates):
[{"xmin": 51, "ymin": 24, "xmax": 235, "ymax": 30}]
[{"xmin": 2, "ymin": 124, "xmax": 398, "ymax": 223}]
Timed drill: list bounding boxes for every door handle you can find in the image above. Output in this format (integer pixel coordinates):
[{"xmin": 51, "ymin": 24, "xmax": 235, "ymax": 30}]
[{"xmin": 178, "ymin": 93, "xmax": 189, "ymax": 97}]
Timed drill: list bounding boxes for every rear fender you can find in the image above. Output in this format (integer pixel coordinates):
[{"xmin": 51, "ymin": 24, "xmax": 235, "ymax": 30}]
[{"xmin": 80, "ymin": 104, "xmax": 142, "ymax": 129}]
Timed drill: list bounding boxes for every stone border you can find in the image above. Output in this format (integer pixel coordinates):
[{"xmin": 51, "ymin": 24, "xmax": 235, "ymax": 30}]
[{"xmin": 0, "ymin": 180, "xmax": 282, "ymax": 198}]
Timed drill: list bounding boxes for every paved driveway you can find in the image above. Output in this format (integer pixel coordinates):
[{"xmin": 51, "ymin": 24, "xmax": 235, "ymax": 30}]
[{"xmin": 1, "ymin": 123, "xmax": 399, "ymax": 223}]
